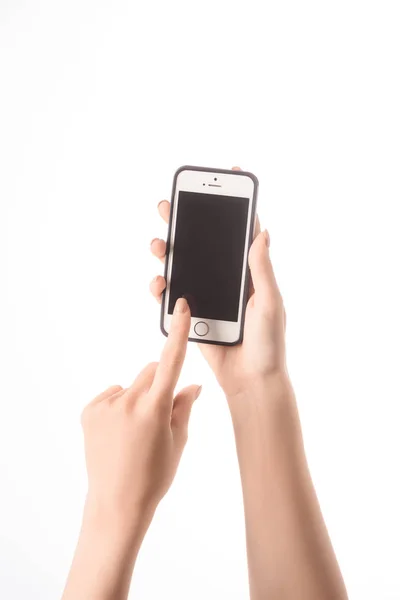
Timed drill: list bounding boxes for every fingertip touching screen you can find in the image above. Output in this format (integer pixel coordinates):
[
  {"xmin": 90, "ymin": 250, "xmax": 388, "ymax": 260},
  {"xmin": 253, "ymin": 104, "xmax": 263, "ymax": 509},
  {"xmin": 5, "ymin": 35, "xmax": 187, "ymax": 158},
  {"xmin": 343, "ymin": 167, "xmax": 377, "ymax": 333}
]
[{"xmin": 167, "ymin": 191, "xmax": 250, "ymax": 322}]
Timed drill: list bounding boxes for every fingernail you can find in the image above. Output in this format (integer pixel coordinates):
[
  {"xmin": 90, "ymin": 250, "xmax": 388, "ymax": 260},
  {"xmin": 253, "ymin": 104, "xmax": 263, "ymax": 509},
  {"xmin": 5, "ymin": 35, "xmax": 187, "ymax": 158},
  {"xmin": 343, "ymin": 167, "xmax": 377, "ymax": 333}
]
[
  {"xmin": 158, "ymin": 200, "xmax": 167, "ymax": 208},
  {"xmin": 152, "ymin": 275, "xmax": 160, "ymax": 283},
  {"xmin": 263, "ymin": 229, "xmax": 270, "ymax": 247},
  {"xmin": 150, "ymin": 237, "xmax": 159, "ymax": 247},
  {"xmin": 195, "ymin": 385, "xmax": 202, "ymax": 399},
  {"xmin": 174, "ymin": 297, "xmax": 188, "ymax": 313}
]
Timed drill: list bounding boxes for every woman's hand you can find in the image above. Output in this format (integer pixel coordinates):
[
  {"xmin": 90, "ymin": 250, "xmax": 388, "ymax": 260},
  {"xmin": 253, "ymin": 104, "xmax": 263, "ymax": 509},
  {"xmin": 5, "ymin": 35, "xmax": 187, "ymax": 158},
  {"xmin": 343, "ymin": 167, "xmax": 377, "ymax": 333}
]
[
  {"xmin": 149, "ymin": 177, "xmax": 348, "ymax": 600},
  {"xmin": 62, "ymin": 297, "xmax": 201, "ymax": 600},
  {"xmin": 150, "ymin": 169, "xmax": 288, "ymax": 401},
  {"xmin": 82, "ymin": 297, "xmax": 201, "ymax": 524}
]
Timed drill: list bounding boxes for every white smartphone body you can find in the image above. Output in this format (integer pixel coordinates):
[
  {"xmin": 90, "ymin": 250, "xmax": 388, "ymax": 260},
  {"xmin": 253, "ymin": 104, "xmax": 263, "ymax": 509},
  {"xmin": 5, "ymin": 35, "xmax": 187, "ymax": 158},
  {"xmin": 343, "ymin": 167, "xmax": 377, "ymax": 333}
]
[{"xmin": 160, "ymin": 166, "xmax": 258, "ymax": 346}]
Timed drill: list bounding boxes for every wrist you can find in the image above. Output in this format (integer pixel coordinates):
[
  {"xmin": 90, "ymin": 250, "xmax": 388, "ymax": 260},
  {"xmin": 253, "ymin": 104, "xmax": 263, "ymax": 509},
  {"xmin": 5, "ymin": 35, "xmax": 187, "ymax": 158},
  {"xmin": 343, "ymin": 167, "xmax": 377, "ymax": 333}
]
[
  {"xmin": 62, "ymin": 496, "xmax": 153, "ymax": 600},
  {"xmin": 82, "ymin": 493, "xmax": 155, "ymax": 549},
  {"xmin": 226, "ymin": 371, "xmax": 294, "ymax": 413},
  {"xmin": 226, "ymin": 373, "xmax": 306, "ymax": 479},
  {"xmin": 225, "ymin": 371, "xmax": 302, "ymax": 438}
]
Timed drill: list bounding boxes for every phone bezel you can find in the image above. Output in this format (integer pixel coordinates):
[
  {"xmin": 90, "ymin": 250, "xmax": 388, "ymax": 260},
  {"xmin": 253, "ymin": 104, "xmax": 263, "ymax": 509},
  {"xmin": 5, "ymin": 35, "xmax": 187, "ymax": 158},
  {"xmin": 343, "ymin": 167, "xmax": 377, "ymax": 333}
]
[{"xmin": 160, "ymin": 165, "xmax": 258, "ymax": 346}]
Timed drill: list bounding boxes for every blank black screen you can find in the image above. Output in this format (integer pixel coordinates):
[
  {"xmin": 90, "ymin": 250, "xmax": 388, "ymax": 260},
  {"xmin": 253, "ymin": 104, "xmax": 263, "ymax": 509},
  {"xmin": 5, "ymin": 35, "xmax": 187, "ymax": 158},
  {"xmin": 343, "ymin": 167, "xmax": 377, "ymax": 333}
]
[{"xmin": 167, "ymin": 191, "xmax": 249, "ymax": 322}]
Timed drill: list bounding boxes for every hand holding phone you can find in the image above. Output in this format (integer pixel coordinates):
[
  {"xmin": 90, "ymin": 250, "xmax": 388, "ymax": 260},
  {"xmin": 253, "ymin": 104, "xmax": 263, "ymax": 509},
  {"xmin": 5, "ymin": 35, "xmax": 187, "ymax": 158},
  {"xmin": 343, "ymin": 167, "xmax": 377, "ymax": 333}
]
[{"xmin": 150, "ymin": 166, "xmax": 288, "ymax": 400}]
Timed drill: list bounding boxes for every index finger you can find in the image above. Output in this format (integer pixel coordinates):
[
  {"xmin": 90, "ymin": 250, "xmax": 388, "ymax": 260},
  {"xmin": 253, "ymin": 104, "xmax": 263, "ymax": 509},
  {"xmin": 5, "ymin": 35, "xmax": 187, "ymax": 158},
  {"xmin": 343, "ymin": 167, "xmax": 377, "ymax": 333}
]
[{"xmin": 151, "ymin": 297, "xmax": 191, "ymax": 401}]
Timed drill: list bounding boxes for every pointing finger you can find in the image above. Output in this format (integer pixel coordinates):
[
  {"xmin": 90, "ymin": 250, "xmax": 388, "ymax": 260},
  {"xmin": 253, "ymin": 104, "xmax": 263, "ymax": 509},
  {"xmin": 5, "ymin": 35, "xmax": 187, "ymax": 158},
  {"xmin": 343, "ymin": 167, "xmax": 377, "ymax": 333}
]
[{"xmin": 151, "ymin": 297, "xmax": 191, "ymax": 402}]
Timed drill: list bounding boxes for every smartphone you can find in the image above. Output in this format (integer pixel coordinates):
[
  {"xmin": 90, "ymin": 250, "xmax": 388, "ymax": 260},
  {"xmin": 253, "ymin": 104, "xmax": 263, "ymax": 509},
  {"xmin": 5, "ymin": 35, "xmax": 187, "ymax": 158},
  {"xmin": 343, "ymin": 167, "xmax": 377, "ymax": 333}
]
[{"xmin": 160, "ymin": 166, "xmax": 258, "ymax": 346}]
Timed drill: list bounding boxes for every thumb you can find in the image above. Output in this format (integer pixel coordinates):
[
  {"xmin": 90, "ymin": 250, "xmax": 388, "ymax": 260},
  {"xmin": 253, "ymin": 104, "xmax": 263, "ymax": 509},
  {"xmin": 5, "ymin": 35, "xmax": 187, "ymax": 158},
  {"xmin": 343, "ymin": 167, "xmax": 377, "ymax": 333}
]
[
  {"xmin": 171, "ymin": 385, "xmax": 202, "ymax": 441},
  {"xmin": 248, "ymin": 230, "xmax": 280, "ymax": 306}
]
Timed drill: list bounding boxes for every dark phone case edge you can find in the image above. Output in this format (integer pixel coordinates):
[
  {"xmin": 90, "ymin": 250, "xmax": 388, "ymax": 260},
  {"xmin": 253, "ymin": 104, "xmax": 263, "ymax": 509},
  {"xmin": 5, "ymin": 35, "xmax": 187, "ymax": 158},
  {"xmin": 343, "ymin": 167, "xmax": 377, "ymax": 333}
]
[{"xmin": 160, "ymin": 165, "xmax": 259, "ymax": 346}]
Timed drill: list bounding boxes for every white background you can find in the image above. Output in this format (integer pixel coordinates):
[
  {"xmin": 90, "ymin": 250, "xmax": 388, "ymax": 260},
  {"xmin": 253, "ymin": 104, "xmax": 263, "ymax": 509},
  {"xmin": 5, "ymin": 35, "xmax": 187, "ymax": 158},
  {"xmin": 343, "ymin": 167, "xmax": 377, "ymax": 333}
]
[{"xmin": 1, "ymin": 1, "xmax": 399, "ymax": 598}]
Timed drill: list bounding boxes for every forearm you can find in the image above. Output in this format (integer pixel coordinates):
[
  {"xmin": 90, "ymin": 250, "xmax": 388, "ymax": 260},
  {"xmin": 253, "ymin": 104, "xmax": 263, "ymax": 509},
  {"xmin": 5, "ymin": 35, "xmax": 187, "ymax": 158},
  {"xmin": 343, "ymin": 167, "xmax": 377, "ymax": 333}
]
[
  {"xmin": 228, "ymin": 374, "xmax": 348, "ymax": 600},
  {"xmin": 62, "ymin": 499, "xmax": 154, "ymax": 600}
]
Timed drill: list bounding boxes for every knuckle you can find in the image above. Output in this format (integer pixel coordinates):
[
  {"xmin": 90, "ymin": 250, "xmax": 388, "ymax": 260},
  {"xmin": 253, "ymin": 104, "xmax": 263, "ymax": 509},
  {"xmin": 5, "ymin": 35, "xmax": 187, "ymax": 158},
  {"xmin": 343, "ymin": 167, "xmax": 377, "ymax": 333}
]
[
  {"xmin": 160, "ymin": 347, "xmax": 181, "ymax": 372},
  {"xmin": 150, "ymin": 399, "xmax": 171, "ymax": 423},
  {"xmin": 111, "ymin": 385, "xmax": 123, "ymax": 396},
  {"xmin": 166, "ymin": 355, "xmax": 182, "ymax": 369},
  {"xmin": 136, "ymin": 393, "xmax": 164, "ymax": 420}
]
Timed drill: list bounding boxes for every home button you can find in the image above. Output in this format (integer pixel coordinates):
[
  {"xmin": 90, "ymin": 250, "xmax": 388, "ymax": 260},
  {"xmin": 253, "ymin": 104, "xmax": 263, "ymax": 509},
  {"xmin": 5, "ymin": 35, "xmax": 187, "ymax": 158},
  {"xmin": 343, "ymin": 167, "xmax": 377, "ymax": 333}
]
[{"xmin": 194, "ymin": 321, "xmax": 209, "ymax": 336}]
